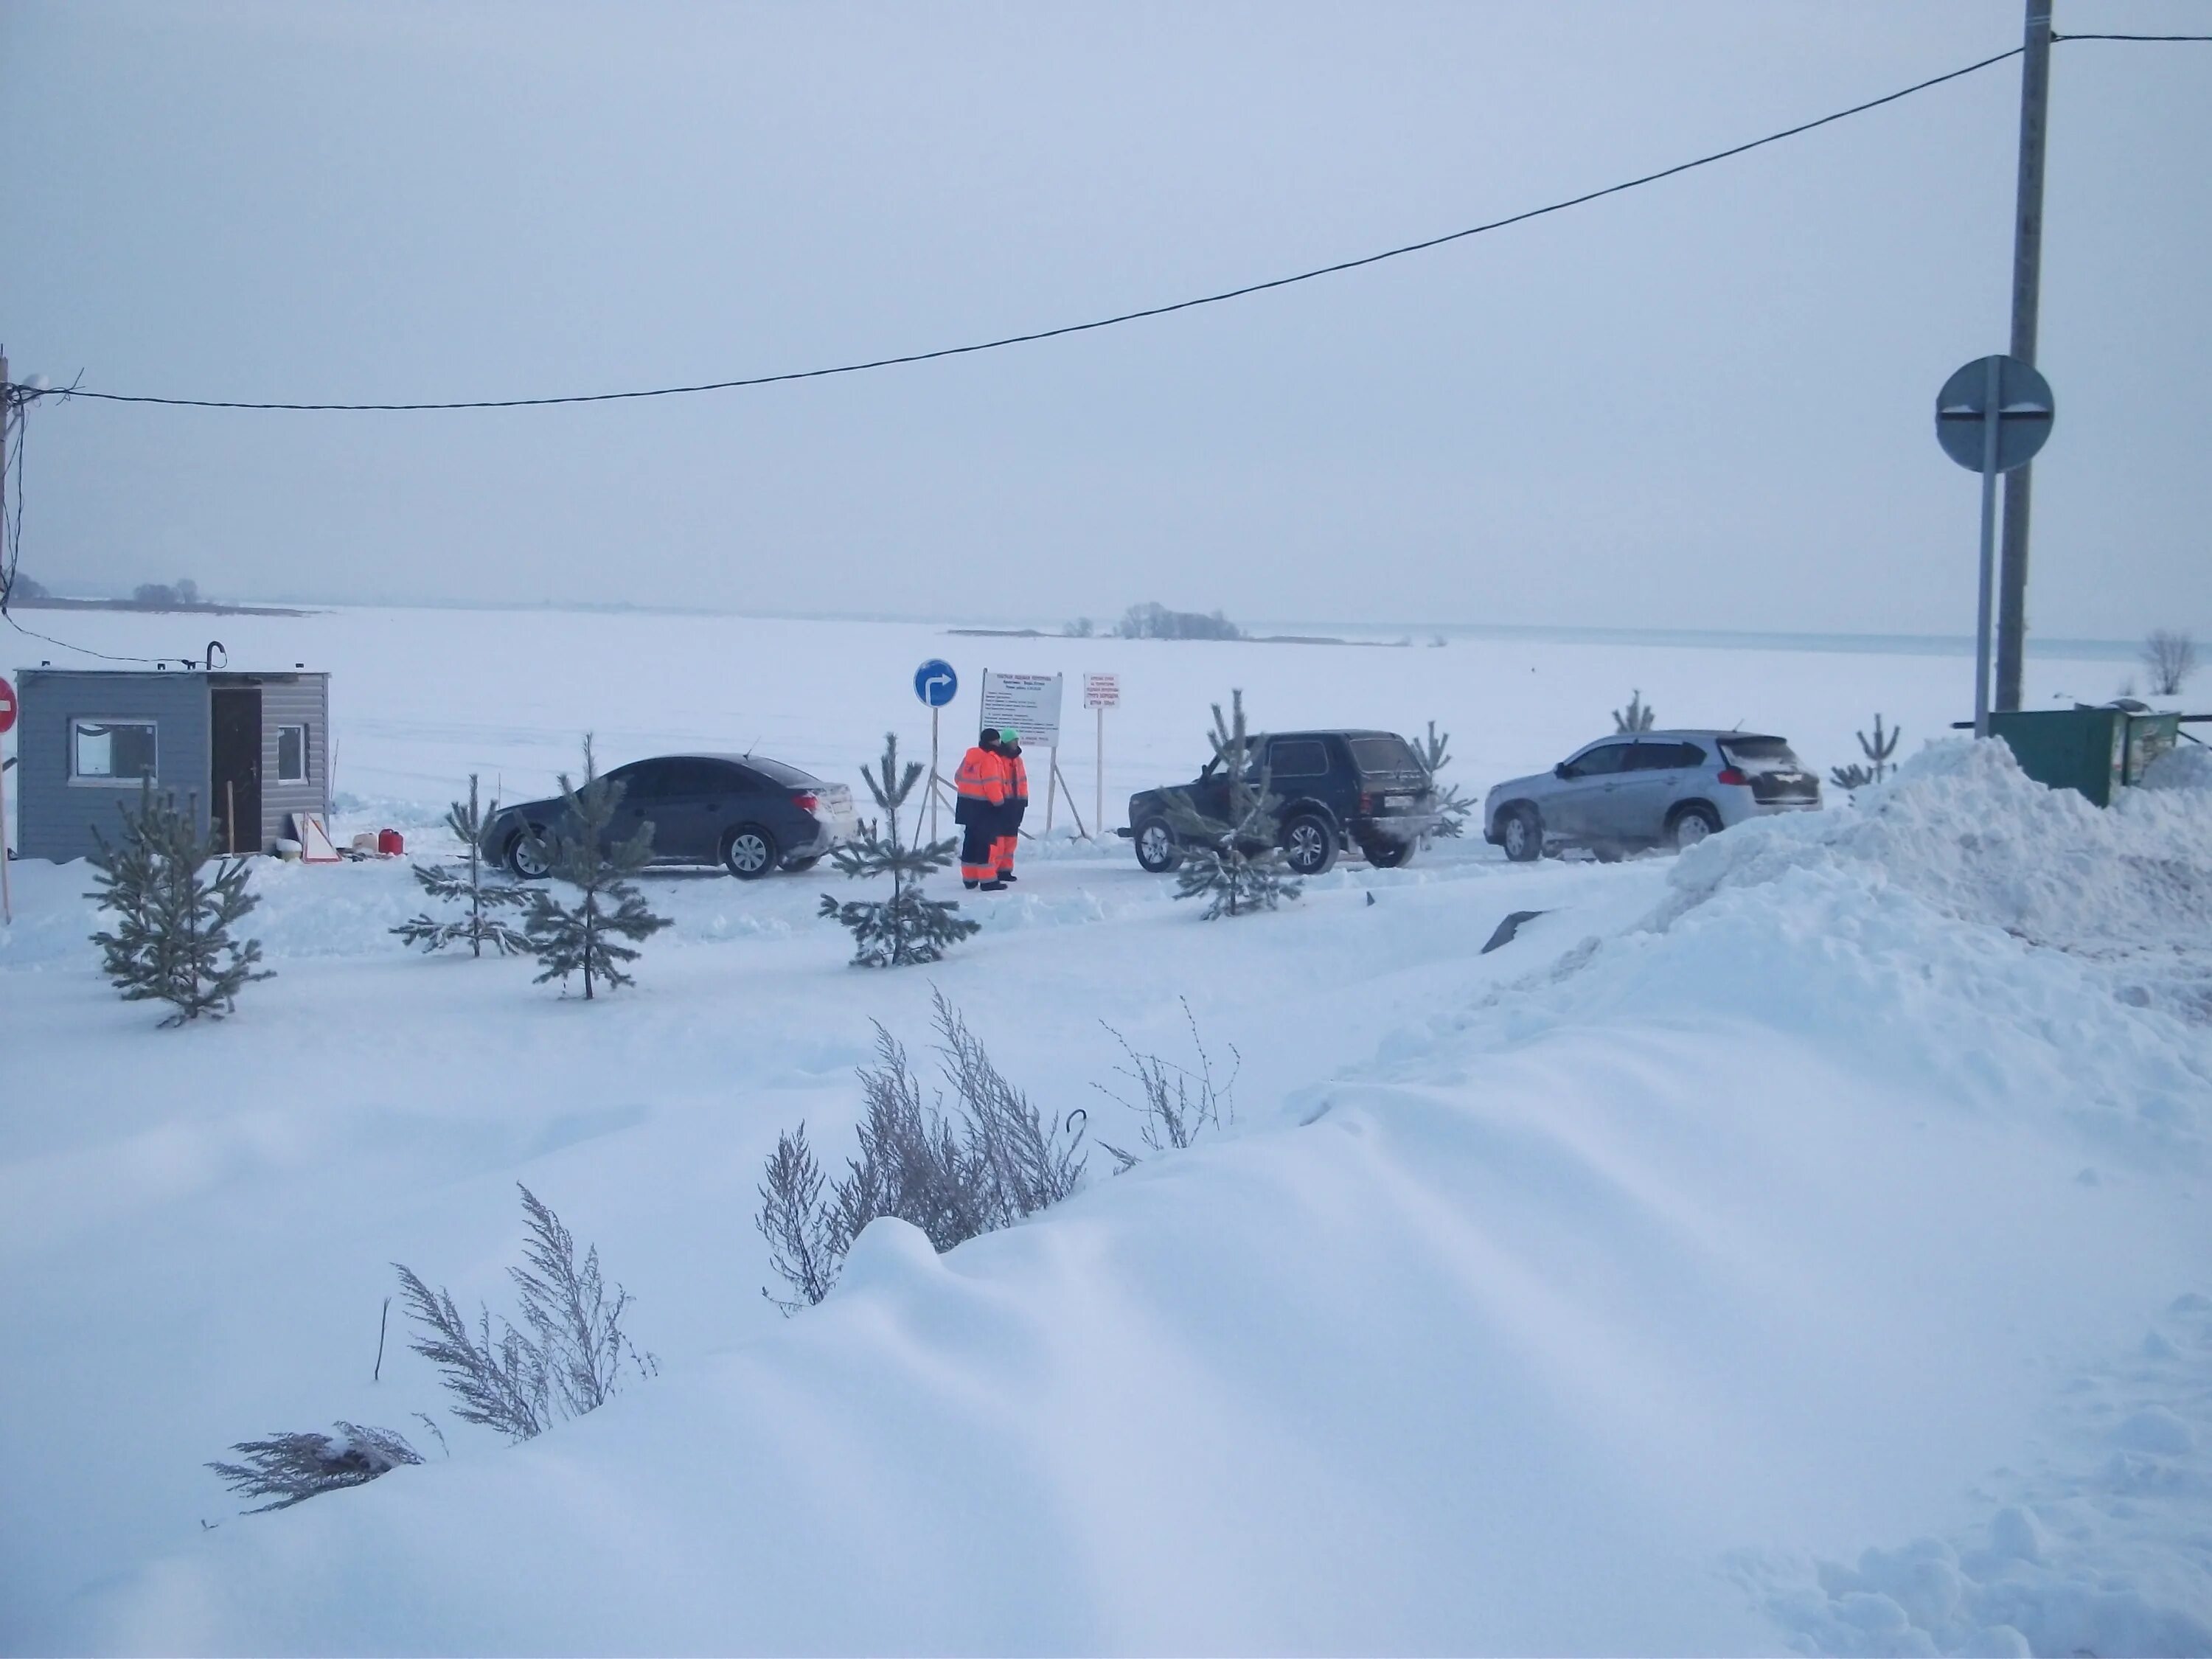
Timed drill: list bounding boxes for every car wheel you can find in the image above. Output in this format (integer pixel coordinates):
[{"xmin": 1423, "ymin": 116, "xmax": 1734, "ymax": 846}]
[
  {"xmin": 1669, "ymin": 803, "xmax": 1722, "ymax": 852},
  {"xmin": 1281, "ymin": 812, "xmax": 1338, "ymax": 876},
  {"xmin": 780, "ymin": 854, "xmax": 821, "ymax": 873},
  {"xmin": 1133, "ymin": 816, "xmax": 1181, "ymax": 874},
  {"xmin": 1362, "ymin": 835, "xmax": 1415, "ymax": 869},
  {"xmin": 722, "ymin": 824, "xmax": 779, "ymax": 880},
  {"xmin": 1499, "ymin": 807, "xmax": 1542, "ymax": 863},
  {"xmin": 506, "ymin": 827, "xmax": 553, "ymax": 880}
]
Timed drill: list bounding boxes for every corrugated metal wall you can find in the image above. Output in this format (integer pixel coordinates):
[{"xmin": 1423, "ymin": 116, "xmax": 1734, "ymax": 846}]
[
  {"xmin": 257, "ymin": 675, "xmax": 330, "ymax": 846},
  {"xmin": 15, "ymin": 670, "xmax": 212, "ymax": 861}
]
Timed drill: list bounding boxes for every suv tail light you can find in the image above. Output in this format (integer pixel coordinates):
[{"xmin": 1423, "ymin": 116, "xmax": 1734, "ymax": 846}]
[
  {"xmin": 791, "ymin": 791, "xmax": 820, "ymax": 813},
  {"xmin": 1716, "ymin": 767, "xmax": 1748, "ymax": 787},
  {"xmin": 1359, "ymin": 792, "xmax": 1374, "ymax": 814}
]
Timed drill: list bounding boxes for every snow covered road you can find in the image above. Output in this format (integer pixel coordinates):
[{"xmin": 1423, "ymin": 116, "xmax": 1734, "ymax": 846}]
[{"xmin": 3, "ymin": 610, "xmax": 2208, "ymax": 1655}]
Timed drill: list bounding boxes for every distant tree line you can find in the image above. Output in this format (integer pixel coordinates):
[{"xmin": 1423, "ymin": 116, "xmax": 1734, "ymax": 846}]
[
  {"xmin": 132, "ymin": 577, "xmax": 205, "ymax": 608},
  {"xmin": 1109, "ymin": 602, "xmax": 1242, "ymax": 641}
]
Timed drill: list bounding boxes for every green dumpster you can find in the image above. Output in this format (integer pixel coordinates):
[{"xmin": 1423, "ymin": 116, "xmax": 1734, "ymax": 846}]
[{"xmin": 1987, "ymin": 707, "xmax": 2180, "ymax": 807}]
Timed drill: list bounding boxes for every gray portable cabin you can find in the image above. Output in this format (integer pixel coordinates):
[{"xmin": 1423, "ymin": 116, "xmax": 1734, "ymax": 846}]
[{"xmin": 13, "ymin": 667, "xmax": 332, "ymax": 861}]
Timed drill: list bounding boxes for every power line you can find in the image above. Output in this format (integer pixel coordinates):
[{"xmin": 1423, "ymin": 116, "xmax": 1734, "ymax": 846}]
[
  {"xmin": 32, "ymin": 44, "xmax": 2031, "ymax": 415},
  {"xmin": 2051, "ymin": 32, "xmax": 2212, "ymax": 44}
]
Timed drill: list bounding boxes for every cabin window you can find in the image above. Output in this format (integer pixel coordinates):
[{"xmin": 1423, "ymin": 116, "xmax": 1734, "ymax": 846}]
[
  {"xmin": 72, "ymin": 720, "xmax": 159, "ymax": 783},
  {"xmin": 276, "ymin": 725, "xmax": 307, "ymax": 782}
]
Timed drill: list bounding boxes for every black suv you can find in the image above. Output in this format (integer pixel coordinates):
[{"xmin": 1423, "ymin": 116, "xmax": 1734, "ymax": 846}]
[
  {"xmin": 482, "ymin": 754, "xmax": 858, "ymax": 881},
  {"xmin": 1119, "ymin": 729, "xmax": 1441, "ymax": 877}
]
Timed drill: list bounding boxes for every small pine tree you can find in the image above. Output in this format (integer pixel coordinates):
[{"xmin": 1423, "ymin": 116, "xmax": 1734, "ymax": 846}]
[
  {"xmin": 1857, "ymin": 714, "xmax": 1900, "ymax": 782},
  {"xmin": 1410, "ymin": 720, "xmax": 1473, "ymax": 838},
  {"xmin": 392, "ymin": 775, "xmax": 535, "ymax": 956},
  {"xmin": 524, "ymin": 737, "xmax": 669, "ymax": 999},
  {"xmin": 1830, "ymin": 715, "xmax": 1902, "ymax": 793},
  {"xmin": 1613, "ymin": 690, "xmax": 1656, "ymax": 733},
  {"xmin": 818, "ymin": 732, "xmax": 979, "ymax": 967},
  {"xmin": 1164, "ymin": 691, "xmax": 1302, "ymax": 919},
  {"xmin": 87, "ymin": 785, "xmax": 271, "ymax": 1026}
]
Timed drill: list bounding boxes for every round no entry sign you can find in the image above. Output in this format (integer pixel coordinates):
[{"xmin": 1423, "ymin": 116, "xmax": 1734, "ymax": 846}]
[{"xmin": 0, "ymin": 674, "xmax": 16, "ymax": 736}]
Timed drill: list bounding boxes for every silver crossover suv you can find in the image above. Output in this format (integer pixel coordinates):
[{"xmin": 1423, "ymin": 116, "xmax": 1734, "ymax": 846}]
[{"xmin": 1484, "ymin": 730, "xmax": 1821, "ymax": 860}]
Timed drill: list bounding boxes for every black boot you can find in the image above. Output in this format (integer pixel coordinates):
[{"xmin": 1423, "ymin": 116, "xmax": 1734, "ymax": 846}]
[{"xmin": 981, "ymin": 878, "xmax": 1008, "ymax": 891}]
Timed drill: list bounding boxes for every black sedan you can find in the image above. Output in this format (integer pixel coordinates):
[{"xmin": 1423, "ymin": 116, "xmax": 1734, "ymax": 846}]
[{"xmin": 482, "ymin": 754, "xmax": 858, "ymax": 880}]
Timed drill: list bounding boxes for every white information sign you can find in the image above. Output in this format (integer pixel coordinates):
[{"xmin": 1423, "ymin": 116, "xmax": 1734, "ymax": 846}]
[
  {"xmin": 1084, "ymin": 672, "xmax": 1120, "ymax": 709},
  {"xmin": 980, "ymin": 670, "xmax": 1063, "ymax": 749}
]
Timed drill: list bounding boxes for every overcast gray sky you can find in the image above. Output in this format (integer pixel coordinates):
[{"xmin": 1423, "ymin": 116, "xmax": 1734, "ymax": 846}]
[{"xmin": 3, "ymin": 1, "xmax": 2208, "ymax": 639}]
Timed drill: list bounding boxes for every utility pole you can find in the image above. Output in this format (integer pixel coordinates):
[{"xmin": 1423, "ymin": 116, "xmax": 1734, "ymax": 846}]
[{"xmin": 1994, "ymin": 0, "xmax": 2053, "ymax": 712}]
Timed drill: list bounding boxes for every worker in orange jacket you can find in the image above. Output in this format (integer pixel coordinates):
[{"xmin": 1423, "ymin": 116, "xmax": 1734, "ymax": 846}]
[
  {"xmin": 954, "ymin": 728, "xmax": 1010, "ymax": 889},
  {"xmin": 993, "ymin": 728, "xmax": 1029, "ymax": 882}
]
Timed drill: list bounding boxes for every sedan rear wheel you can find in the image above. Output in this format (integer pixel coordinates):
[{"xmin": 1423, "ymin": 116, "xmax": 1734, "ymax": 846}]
[
  {"xmin": 1669, "ymin": 803, "xmax": 1721, "ymax": 852},
  {"xmin": 723, "ymin": 824, "xmax": 778, "ymax": 880},
  {"xmin": 506, "ymin": 827, "xmax": 553, "ymax": 880}
]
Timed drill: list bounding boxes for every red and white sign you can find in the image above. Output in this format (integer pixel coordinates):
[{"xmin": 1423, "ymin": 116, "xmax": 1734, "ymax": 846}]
[
  {"xmin": 1083, "ymin": 672, "xmax": 1120, "ymax": 709},
  {"xmin": 0, "ymin": 674, "xmax": 16, "ymax": 735}
]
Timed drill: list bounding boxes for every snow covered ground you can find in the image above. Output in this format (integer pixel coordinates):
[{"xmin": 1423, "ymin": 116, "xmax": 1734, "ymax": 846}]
[{"xmin": 2, "ymin": 607, "xmax": 2208, "ymax": 1656}]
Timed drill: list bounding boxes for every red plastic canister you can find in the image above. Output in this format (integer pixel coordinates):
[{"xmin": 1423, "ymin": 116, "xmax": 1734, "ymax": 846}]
[{"xmin": 378, "ymin": 828, "xmax": 405, "ymax": 856}]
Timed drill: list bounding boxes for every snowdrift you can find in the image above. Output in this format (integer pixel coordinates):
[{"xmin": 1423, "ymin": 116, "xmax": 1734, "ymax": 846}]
[{"xmin": 30, "ymin": 744, "xmax": 2212, "ymax": 1657}]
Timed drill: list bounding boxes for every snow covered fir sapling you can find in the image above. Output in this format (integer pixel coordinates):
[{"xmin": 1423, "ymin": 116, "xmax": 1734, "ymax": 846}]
[
  {"xmin": 757, "ymin": 990, "xmax": 1087, "ymax": 1311},
  {"xmin": 817, "ymin": 731, "xmax": 979, "ymax": 967},
  {"xmin": 1164, "ymin": 689, "xmax": 1302, "ymax": 919},
  {"xmin": 1613, "ymin": 688, "xmax": 1658, "ymax": 733},
  {"xmin": 523, "ymin": 737, "xmax": 670, "ymax": 998},
  {"xmin": 1829, "ymin": 713, "xmax": 1902, "ymax": 793},
  {"xmin": 86, "ymin": 783, "xmax": 271, "ymax": 1026},
  {"xmin": 391, "ymin": 773, "xmax": 534, "ymax": 957},
  {"xmin": 1411, "ymin": 719, "xmax": 1473, "ymax": 838}
]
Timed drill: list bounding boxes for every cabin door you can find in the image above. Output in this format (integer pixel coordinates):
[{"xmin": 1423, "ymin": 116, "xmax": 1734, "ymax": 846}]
[{"xmin": 210, "ymin": 687, "xmax": 263, "ymax": 854}]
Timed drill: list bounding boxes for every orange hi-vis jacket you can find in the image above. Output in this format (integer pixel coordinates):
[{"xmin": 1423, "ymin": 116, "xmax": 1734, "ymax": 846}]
[
  {"xmin": 1003, "ymin": 750, "xmax": 1029, "ymax": 806},
  {"xmin": 954, "ymin": 745, "xmax": 1009, "ymax": 824}
]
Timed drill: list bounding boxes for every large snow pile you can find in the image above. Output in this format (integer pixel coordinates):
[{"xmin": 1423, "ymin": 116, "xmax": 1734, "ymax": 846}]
[{"xmin": 10, "ymin": 741, "xmax": 2210, "ymax": 1656}]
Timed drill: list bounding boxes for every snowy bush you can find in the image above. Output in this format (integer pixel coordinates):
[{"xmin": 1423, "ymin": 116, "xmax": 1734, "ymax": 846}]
[
  {"xmin": 1410, "ymin": 720, "xmax": 1472, "ymax": 838},
  {"xmin": 207, "ymin": 1423, "xmax": 422, "ymax": 1512},
  {"xmin": 757, "ymin": 990, "xmax": 1088, "ymax": 1311},
  {"xmin": 392, "ymin": 775, "xmax": 534, "ymax": 957},
  {"xmin": 818, "ymin": 732, "xmax": 979, "ymax": 967},
  {"xmin": 394, "ymin": 1185, "xmax": 657, "ymax": 1442},
  {"xmin": 2140, "ymin": 628, "xmax": 2198, "ymax": 696},
  {"xmin": 524, "ymin": 737, "xmax": 670, "ymax": 998},
  {"xmin": 1612, "ymin": 689, "xmax": 1656, "ymax": 733},
  {"xmin": 1093, "ymin": 999, "xmax": 1239, "ymax": 1172},
  {"xmin": 86, "ymin": 784, "xmax": 271, "ymax": 1026},
  {"xmin": 1165, "ymin": 691, "xmax": 1301, "ymax": 918}
]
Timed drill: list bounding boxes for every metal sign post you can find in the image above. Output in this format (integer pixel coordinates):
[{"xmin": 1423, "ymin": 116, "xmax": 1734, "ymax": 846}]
[
  {"xmin": 1084, "ymin": 672, "xmax": 1119, "ymax": 839},
  {"xmin": 913, "ymin": 659, "xmax": 959, "ymax": 844},
  {"xmin": 1935, "ymin": 355, "xmax": 2053, "ymax": 737},
  {"xmin": 0, "ymin": 673, "xmax": 16, "ymax": 924}
]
